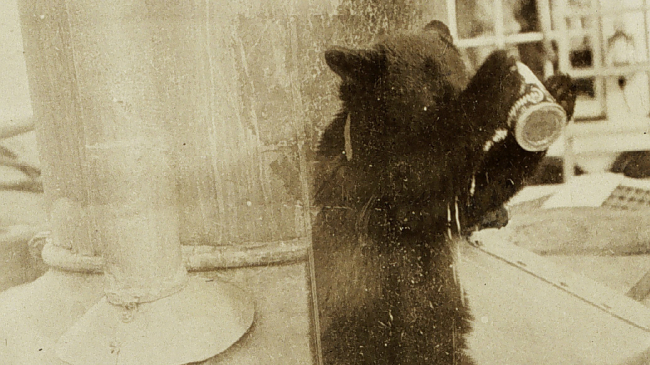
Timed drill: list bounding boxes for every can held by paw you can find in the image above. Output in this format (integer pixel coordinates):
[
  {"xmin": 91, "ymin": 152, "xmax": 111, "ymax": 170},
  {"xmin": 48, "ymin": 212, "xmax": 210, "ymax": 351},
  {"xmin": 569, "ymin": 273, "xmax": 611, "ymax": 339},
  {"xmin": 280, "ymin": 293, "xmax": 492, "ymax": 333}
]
[{"xmin": 508, "ymin": 62, "xmax": 567, "ymax": 152}]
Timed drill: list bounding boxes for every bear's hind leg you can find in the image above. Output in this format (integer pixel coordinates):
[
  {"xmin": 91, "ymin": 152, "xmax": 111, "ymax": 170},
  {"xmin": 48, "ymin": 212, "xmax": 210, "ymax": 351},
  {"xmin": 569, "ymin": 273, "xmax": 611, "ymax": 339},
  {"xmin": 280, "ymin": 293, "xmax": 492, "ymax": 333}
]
[
  {"xmin": 321, "ymin": 303, "xmax": 398, "ymax": 365},
  {"xmin": 394, "ymin": 241, "xmax": 475, "ymax": 365}
]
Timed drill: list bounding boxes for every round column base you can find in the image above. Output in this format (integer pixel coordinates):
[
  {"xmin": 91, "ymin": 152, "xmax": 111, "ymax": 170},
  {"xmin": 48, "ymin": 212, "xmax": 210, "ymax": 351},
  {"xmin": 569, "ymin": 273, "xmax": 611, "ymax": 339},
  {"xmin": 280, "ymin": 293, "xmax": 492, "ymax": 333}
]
[{"xmin": 56, "ymin": 276, "xmax": 254, "ymax": 365}]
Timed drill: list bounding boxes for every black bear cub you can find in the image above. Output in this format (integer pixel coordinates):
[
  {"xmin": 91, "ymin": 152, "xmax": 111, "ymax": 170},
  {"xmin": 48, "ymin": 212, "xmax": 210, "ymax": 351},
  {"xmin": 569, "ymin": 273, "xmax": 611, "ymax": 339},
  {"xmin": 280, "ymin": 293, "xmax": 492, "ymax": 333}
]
[{"xmin": 312, "ymin": 21, "xmax": 575, "ymax": 365}]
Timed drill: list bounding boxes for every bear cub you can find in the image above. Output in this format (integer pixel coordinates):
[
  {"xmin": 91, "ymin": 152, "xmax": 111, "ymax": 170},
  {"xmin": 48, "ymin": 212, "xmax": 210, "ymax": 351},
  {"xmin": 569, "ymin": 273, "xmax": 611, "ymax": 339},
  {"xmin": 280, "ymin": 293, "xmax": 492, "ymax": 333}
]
[{"xmin": 312, "ymin": 21, "xmax": 575, "ymax": 365}]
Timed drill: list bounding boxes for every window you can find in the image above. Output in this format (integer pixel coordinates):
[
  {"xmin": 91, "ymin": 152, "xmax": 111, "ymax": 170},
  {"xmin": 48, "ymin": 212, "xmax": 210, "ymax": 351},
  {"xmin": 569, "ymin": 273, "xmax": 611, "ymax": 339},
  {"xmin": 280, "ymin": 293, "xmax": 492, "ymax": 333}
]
[
  {"xmin": 447, "ymin": 0, "xmax": 650, "ymax": 122},
  {"xmin": 446, "ymin": 0, "xmax": 650, "ymax": 178}
]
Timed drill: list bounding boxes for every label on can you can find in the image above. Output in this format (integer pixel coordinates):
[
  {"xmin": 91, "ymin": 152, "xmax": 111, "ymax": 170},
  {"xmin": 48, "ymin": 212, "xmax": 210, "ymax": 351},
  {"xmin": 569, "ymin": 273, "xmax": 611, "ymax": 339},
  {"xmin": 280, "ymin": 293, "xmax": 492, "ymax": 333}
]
[{"xmin": 507, "ymin": 62, "xmax": 567, "ymax": 152}]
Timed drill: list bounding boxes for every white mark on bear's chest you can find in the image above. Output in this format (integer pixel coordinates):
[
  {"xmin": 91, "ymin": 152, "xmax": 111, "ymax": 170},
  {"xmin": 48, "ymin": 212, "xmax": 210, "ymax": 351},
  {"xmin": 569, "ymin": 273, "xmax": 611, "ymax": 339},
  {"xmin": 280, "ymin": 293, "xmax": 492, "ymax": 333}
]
[{"xmin": 482, "ymin": 128, "xmax": 508, "ymax": 152}]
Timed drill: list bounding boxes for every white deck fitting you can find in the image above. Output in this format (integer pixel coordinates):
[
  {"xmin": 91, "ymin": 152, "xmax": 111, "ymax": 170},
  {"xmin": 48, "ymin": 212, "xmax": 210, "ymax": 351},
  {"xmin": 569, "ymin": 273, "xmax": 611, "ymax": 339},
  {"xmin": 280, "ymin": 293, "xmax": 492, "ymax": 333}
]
[
  {"xmin": 509, "ymin": 173, "xmax": 650, "ymax": 209},
  {"xmin": 542, "ymin": 173, "xmax": 627, "ymax": 208}
]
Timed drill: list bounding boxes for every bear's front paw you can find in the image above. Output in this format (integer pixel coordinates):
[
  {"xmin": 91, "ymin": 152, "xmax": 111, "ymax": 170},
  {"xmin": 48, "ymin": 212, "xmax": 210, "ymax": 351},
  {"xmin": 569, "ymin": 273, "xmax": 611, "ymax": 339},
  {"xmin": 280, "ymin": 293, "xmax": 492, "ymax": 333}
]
[
  {"xmin": 478, "ymin": 205, "xmax": 509, "ymax": 230},
  {"xmin": 544, "ymin": 74, "xmax": 577, "ymax": 120}
]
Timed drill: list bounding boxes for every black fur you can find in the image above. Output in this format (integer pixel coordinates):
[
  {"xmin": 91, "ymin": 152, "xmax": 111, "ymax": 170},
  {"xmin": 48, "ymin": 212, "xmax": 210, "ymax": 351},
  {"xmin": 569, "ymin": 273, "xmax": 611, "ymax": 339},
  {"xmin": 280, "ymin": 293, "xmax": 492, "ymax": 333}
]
[{"xmin": 313, "ymin": 22, "xmax": 575, "ymax": 365}]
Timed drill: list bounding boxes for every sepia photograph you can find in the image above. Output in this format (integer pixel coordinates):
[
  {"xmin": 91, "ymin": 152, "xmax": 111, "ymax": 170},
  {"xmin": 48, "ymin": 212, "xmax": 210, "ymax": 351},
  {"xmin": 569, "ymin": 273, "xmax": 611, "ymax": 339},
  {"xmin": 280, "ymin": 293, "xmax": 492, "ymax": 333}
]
[{"xmin": 1, "ymin": 0, "xmax": 650, "ymax": 364}]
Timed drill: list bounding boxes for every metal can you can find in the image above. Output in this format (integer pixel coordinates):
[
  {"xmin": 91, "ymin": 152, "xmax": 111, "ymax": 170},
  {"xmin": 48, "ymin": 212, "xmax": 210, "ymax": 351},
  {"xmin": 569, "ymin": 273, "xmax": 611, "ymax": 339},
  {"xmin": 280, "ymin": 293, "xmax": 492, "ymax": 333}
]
[{"xmin": 508, "ymin": 62, "xmax": 567, "ymax": 152}]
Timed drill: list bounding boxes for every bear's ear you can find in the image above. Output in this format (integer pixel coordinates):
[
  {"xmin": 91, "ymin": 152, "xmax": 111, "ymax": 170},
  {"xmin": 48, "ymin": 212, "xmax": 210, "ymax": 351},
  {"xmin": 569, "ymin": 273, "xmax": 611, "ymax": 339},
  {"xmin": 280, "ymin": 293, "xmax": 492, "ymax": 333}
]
[
  {"xmin": 424, "ymin": 20, "xmax": 453, "ymax": 43},
  {"xmin": 324, "ymin": 47, "xmax": 384, "ymax": 81}
]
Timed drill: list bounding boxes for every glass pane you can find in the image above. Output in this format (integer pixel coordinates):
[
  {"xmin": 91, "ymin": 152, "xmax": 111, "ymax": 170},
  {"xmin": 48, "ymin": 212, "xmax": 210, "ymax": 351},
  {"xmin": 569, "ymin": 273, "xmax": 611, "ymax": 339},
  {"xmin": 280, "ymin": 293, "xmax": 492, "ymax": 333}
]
[
  {"xmin": 568, "ymin": 0, "xmax": 590, "ymax": 6},
  {"xmin": 566, "ymin": 16, "xmax": 595, "ymax": 33},
  {"xmin": 456, "ymin": 0, "xmax": 543, "ymax": 39},
  {"xmin": 602, "ymin": 0, "xmax": 645, "ymax": 11},
  {"xmin": 516, "ymin": 41, "xmax": 550, "ymax": 79},
  {"xmin": 602, "ymin": 12, "xmax": 648, "ymax": 65},
  {"xmin": 514, "ymin": 0, "xmax": 540, "ymax": 33},
  {"xmin": 569, "ymin": 36, "xmax": 594, "ymax": 69},
  {"xmin": 605, "ymin": 72, "xmax": 650, "ymax": 119},
  {"xmin": 575, "ymin": 77, "xmax": 596, "ymax": 98},
  {"xmin": 456, "ymin": 0, "xmax": 496, "ymax": 39},
  {"xmin": 574, "ymin": 77, "xmax": 606, "ymax": 120}
]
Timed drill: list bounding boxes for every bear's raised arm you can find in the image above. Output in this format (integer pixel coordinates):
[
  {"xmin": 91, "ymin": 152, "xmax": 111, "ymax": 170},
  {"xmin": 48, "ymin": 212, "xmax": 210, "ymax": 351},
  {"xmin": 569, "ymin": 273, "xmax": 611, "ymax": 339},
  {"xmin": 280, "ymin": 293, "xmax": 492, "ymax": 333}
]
[{"xmin": 463, "ymin": 58, "xmax": 577, "ymax": 230}]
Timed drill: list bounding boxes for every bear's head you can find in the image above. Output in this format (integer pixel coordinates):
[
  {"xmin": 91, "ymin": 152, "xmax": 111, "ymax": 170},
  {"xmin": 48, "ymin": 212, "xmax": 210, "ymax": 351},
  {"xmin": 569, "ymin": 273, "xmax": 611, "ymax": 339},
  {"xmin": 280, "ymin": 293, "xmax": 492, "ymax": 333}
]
[{"xmin": 319, "ymin": 20, "xmax": 469, "ymax": 161}]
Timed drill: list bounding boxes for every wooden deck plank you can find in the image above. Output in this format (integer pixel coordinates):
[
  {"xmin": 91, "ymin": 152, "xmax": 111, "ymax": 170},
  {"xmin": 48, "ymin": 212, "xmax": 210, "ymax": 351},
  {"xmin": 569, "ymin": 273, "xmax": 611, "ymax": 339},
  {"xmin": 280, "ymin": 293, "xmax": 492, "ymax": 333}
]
[
  {"xmin": 461, "ymin": 236, "xmax": 650, "ymax": 365},
  {"xmin": 0, "ymin": 263, "xmax": 314, "ymax": 365}
]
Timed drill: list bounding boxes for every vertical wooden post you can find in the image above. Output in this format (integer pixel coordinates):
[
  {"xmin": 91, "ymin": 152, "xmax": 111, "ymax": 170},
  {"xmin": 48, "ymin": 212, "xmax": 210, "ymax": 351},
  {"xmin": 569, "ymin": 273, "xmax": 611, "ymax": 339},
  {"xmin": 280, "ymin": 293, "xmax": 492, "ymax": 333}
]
[{"xmin": 7, "ymin": 1, "xmax": 447, "ymax": 364}]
